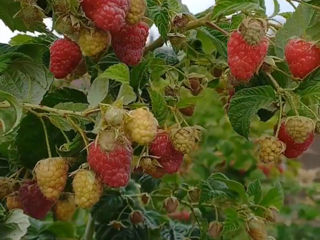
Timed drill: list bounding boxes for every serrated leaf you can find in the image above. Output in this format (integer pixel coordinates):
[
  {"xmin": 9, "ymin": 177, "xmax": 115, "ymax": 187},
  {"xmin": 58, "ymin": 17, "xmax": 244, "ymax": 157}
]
[
  {"xmin": 247, "ymin": 179, "xmax": 262, "ymax": 203},
  {"xmin": 228, "ymin": 86, "xmax": 277, "ymax": 138},
  {"xmin": 161, "ymin": 221, "xmax": 192, "ymax": 240},
  {"xmin": 275, "ymin": 4, "xmax": 315, "ymax": 58},
  {"xmin": 41, "ymin": 88, "xmax": 87, "ymax": 107},
  {"xmin": 0, "ymin": 91, "xmax": 23, "ymax": 136},
  {"xmin": 144, "ymin": 210, "xmax": 169, "ymax": 230},
  {"xmin": 149, "ymin": 89, "xmax": 168, "ymax": 124},
  {"xmin": 2, "ymin": 209, "xmax": 30, "ymax": 240},
  {"xmin": 260, "ymin": 182, "xmax": 284, "ymax": 209},
  {"xmin": 87, "ymin": 76, "xmax": 109, "ymax": 107},
  {"xmin": 0, "ymin": 0, "xmax": 28, "ymax": 32},
  {"xmin": 197, "ymin": 30, "xmax": 216, "ymax": 54},
  {"xmin": 117, "ymin": 84, "xmax": 137, "ymax": 105},
  {"xmin": 222, "ymin": 208, "xmax": 242, "ymax": 233},
  {"xmin": 99, "ymin": 63, "xmax": 130, "ymax": 84},
  {"xmin": 148, "ymin": 0, "xmax": 170, "ymax": 40}
]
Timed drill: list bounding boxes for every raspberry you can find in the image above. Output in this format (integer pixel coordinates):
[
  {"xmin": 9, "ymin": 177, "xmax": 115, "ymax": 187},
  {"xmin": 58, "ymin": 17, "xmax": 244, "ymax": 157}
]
[
  {"xmin": 104, "ymin": 105, "xmax": 126, "ymax": 126},
  {"xmin": 112, "ymin": 22, "xmax": 149, "ymax": 66},
  {"xmin": 53, "ymin": 193, "xmax": 76, "ymax": 221},
  {"xmin": 130, "ymin": 210, "xmax": 144, "ymax": 224},
  {"xmin": 6, "ymin": 192, "xmax": 23, "ymax": 210},
  {"xmin": 265, "ymin": 207, "xmax": 278, "ymax": 223},
  {"xmin": 285, "ymin": 39, "xmax": 320, "ymax": 79},
  {"xmin": 278, "ymin": 116, "xmax": 315, "ymax": 158},
  {"xmin": 257, "ymin": 136, "xmax": 285, "ymax": 163},
  {"xmin": 81, "ymin": 0, "xmax": 129, "ymax": 32},
  {"xmin": 125, "ymin": 108, "xmax": 158, "ymax": 145},
  {"xmin": 170, "ymin": 127, "xmax": 200, "ymax": 154},
  {"xmin": 126, "ymin": 0, "xmax": 146, "ymax": 25},
  {"xmin": 150, "ymin": 131, "xmax": 184, "ymax": 174},
  {"xmin": 50, "ymin": 39, "xmax": 82, "ymax": 79},
  {"xmin": 35, "ymin": 157, "xmax": 69, "ymax": 201},
  {"xmin": 0, "ymin": 178, "xmax": 17, "ymax": 199},
  {"xmin": 19, "ymin": 181, "xmax": 54, "ymax": 219},
  {"xmin": 78, "ymin": 28, "xmax": 111, "ymax": 56},
  {"xmin": 164, "ymin": 197, "xmax": 179, "ymax": 213},
  {"xmin": 247, "ymin": 217, "xmax": 267, "ymax": 240},
  {"xmin": 88, "ymin": 142, "xmax": 132, "ymax": 187},
  {"xmin": 239, "ymin": 18, "xmax": 267, "ymax": 46},
  {"xmin": 72, "ymin": 170, "xmax": 102, "ymax": 208},
  {"xmin": 227, "ymin": 31, "xmax": 269, "ymax": 82},
  {"xmin": 208, "ymin": 221, "xmax": 223, "ymax": 238},
  {"xmin": 139, "ymin": 156, "xmax": 166, "ymax": 178}
]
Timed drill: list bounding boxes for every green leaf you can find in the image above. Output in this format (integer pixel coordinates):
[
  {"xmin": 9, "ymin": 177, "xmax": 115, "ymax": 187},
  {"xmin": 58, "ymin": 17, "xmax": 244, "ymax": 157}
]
[
  {"xmin": 99, "ymin": 63, "xmax": 130, "ymax": 84},
  {"xmin": 270, "ymin": 0, "xmax": 280, "ymax": 17},
  {"xmin": 260, "ymin": 182, "xmax": 284, "ymax": 209},
  {"xmin": 228, "ymin": 86, "xmax": 277, "ymax": 138},
  {"xmin": 148, "ymin": 0, "xmax": 170, "ymax": 40},
  {"xmin": 41, "ymin": 88, "xmax": 87, "ymax": 107},
  {"xmin": 161, "ymin": 221, "xmax": 192, "ymax": 240},
  {"xmin": 149, "ymin": 89, "xmax": 169, "ymax": 124},
  {"xmin": 117, "ymin": 84, "xmax": 137, "ymax": 105},
  {"xmin": 0, "ymin": 91, "xmax": 23, "ymax": 136},
  {"xmin": 47, "ymin": 222, "xmax": 76, "ymax": 238},
  {"xmin": 247, "ymin": 179, "xmax": 262, "ymax": 203},
  {"xmin": 130, "ymin": 59, "xmax": 149, "ymax": 90},
  {"xmin": 0, "ymin": 0, "xmax": 27, "ymax": 32},
  {"xmin": 222, "ymin": 208, "xmax": 243, "ymax": 233},
  {"xmin": 0, "ymin": 58, "xmax": 53, "ymax": 104},
  {"xmin": 87, "ymin": 76, "xmax": 109, "ymax": 107},
  {"xmin": 144, "ymin": 210, "xmax": 169, "ymax": 230},
  {"xmin": 2, "ymin": 209, "xmax": 30, "ymax": 240},
  {"xmin": 212, "ymin": 0, "xmax": 265, "ymax": 19},
  {"xmin": 275, "ymin": 4, "xmax": 315, "ymax": 58}
]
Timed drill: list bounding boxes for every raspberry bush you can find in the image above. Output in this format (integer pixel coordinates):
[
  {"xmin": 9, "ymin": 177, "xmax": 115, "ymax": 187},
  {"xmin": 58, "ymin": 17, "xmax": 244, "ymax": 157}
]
[{"xmin": 0, "ymin": 0, "xmax": 320, "ymax": 239}]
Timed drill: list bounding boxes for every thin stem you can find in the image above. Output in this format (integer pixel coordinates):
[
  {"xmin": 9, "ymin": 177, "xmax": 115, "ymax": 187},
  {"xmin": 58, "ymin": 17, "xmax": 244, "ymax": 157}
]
[
  {"xmin": 266, "ymin": 72, "xmax": 282, "ymax": 92},
  {"xmin": 83, "ymin": 214, "xmax": 94, "ymax": 240},
  {"xmin": 285, "ymin": 92, "xmax": 299, "ymax": 116},
  {"xmin": 287, "ymin": 0, "xmax": 297, "ymax": 10},
  {"xmin": 205, "ymin": 21, "xmax": 229, "ymax": 36},
  {"xmin": 39, "ymin": 117, "xmax": 52, "ymax": 158},
  {"xmin": 67, "ymin": 116, "xmax": 89, "ymax": 153},
  {"xmin": 275, "ymin": 95, "xmax": 283, "ymax": 137},
  {"xmin": 59, "ymin": 128, "xmax": 71, "ymax": 144}
]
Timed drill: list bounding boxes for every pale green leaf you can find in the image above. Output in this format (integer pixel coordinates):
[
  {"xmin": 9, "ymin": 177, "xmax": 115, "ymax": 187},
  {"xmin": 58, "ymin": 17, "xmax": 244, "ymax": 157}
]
[
  {"xmin": 99, "ymin": 63, "xmax": 130, "ymax": 84},
  {"xmin": 117, "ymin": 84, "xmax": 137, "ymax": 105},
  {"xmin": 87, "ymin": 77, "xmax": 109, "ymax": 107}
]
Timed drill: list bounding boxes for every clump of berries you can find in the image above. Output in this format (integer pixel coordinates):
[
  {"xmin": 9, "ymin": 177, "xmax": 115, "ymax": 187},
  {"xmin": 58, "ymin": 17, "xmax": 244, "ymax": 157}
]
[
  {"xmin": 257, "ymin": 136, "xmax": 285, "ymax": 163},
  {"xmin": 72, "ymin": 170, "xmax": 102, "ymax": 208},
  {"xmin": 278, "ymin": 116, "xmax": 315, "ymax": 158},
  {"xmin": 285, "ymin": 39, "xmax": 320, "ymax": 79},
  {"xmin": 227, "ymin": 17, "xmax": 269, "ymax": 82},
  {"xmin": 35, "ymin": 157, "xmax": 69, "ymax": 201},
  {"xmin": 78, "ymin": 28, "xmax": 111, "ymax": 56}
]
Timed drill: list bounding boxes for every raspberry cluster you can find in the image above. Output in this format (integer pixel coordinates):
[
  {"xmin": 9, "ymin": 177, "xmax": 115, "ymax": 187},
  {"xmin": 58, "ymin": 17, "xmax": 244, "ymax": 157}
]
[{"xmin": 257, "ymin": 137, "xmax": 285, "ymax": 163}]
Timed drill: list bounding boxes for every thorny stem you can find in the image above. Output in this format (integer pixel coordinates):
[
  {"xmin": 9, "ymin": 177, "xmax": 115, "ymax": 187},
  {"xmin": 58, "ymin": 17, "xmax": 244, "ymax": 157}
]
[{"xmin": 39, "ymin": 117, "xmax": 52, "ymax": 158}]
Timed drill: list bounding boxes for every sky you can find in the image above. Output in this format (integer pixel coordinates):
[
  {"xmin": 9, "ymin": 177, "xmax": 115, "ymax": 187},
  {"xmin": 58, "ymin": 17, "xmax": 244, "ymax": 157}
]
[{"xmin": 0, "ymin": 0, "xmax": 297, "ymax": 43}]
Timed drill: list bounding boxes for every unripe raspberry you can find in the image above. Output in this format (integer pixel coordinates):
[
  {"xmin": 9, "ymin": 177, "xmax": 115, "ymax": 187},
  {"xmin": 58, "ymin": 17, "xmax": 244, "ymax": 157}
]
[
  {"xmin": 140, "ymin": 193, "xmax": 150, "ymax": 205},
  {"xmin": 247, "ymin": 217, "xmax": 267, "ymax": 240},
  {"xmin": 72, "ymin": 170, "xmax": 102, "ymax": 208},
  {"xmin": 170, "ymin": 127, "xmax": 200, "ymax": 154},
  {"xmin": 239, "ymin": 18, "xmax": 267, "ymax": 45},
  {"xmin": 53, "ymin": 193, "xmax": 76, "ymax": 221},
  {"xmin": 126, "ymin": 0, "xmax": 146, "ymax": 25},
  {"xmin": 35, "ymin": 157, "xmax": 69, "ymax": 201},
  {"xmin": 130, "ymin": 210, "xmax": 144, "ymax": 224},
  {"xmin": 179, "ymin": 106, "xmax": 195, "ymax": 117},
  {"xmin": 125, "ymin": 108, "xmax": 158, "ymax": 145},
  {"xmin": 0, "ymin": 178, "xmax": 17, "ymax": 199},
  {"xmin": 208, "ymin": 221, "xmax": 223, "ymax": 238},
  {"xmin": 164, "ymin": 196, "xmax": 179, "ymax": 213},
  {"xmin": 285, "ymin": 116, "xmax": 315, "ymax": 143},
  {"xmin": 104, "ymin": 106, "xmax": 126, "ymax": 126},
  {"xmin": 188, "ymin": 187, "xmax": 201, "ymax": 203},
  {"xmin": 78, "ymin": 28, "xmax": 111, "ymax": 56},
  {"xmin": 265, "ymin": 207, "xmax": 278, "ymax": 223},
  {"xmin": 139, "ymin": 156, "xmax": 166, "ymax": 178},
  {"xmin": 6, "ymin": 192, "xmax": 23, "ymax": 210},
  {"xmin": 257, "ymin": 136, "xmax": 285, "ymax": 163}
]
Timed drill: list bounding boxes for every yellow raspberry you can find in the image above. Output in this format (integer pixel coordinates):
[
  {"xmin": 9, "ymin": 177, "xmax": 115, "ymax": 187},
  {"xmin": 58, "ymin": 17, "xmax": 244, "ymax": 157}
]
[
  {"xmin": 0, "ymin": 177, "xmax": 16, "ymax": 199},
  {"xmin": 6, "ymin": 192, "xmax": 23, "ymax": 210},
  {"xmin": 53, "ymin": 193, "xmax": 76, "ymax": 221},
  {"xmin": 35, "ymin": 157, "xmax": 69, "ymax": 201},
  {"xmin": 72, "ymin": 170, "xmax": 102, "ymax": 208},
  {"xmin": 285, "ymin": 116, "xmax": 315, "ymax": 143},
  {"xmin": 126, "ymin": 0, "xmax": 146, "ymax": 25},
  {"xmin": 78, "ymin": 28, "xmax": 111, "ymax": 56},
  {"xmin": 170, "ymin": 127, "xmax": 200, "ymax": 154},
  {"xmin": 257, "ymin": 136, "xmax": 285, "ymax": 163},
  {"xmin": 125, "ymin": 108, "xmax": 158, "ymax": 145}
]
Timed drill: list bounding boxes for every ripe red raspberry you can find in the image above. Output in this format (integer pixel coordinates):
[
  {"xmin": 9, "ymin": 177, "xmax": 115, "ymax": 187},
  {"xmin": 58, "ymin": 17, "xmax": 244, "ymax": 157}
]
[
  {"xmin": 81, "ymin": 0, "xmax": 129, "ymax": 32},
  {"xmin": 285, "ymin": 39, "xmax": 320, "ymax": 79},
  {"xmin": 49, "ymin": 39, "xmax": 82, "ymax": 79},
  {"xmin": 150, "ymin": 131, "xmax": 184, "ymax": 174},
  {"xmin": 35, "ymin": 157, "xmax": 69, "ymax": 201},
  {"xmin": 168, "ymin": 210, "xmax": 191, "ymax": 222},
  {"xmin": 88, "ymin": 142, "xmax": 133, "ymax": 187},
  {"xmin": 19, "ymin": 181, "xmax": 54, "ymax": 219},
  {"xmin": 227, "ymin": 31, "xmax": 269, "ymax": 82},
  {"xmin": 112, "ymin": 22, "xmax": 149, "ymax": 66},
  {"xmin": 278, "ymin": 116, "xmax": 315, "ymax": 158}
]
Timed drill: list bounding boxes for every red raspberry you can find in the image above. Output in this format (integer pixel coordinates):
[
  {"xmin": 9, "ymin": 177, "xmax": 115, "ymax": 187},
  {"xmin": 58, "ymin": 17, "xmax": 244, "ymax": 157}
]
[
  {"xmin": 88, "ymin": 142, "xmax": 132, "ymax": 187},
  {"xmin": 227, "ymin": 31, "xmax": 269, "ymax": 82},
  {"xmin": 168, "ymin": 210, "xmax": 191, "ymax": 222},
  {"xmin": 285, "ymin": 39, "xmax": 320, "ymax": 79},
  {"xmin": 150, "ymin": 131, "xmax": 184, "ymax": 174},
  {"xmin": 49, "ymin": 39, "xmax": 82, "ymax": 79},
  {"xmin": 278, "ymin": 117, "xmax": 315, "ymax": 158},
  {"xmin": 112, "ymin": 22, "xmax": 149, "ymax": 66},
  {"xmin": 81, "ymin": 0, "xmax": 129, "ymax": 32},
  {"xmin": 19, "ymin": 181, "xmax": 54, "ymax": 219}
]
